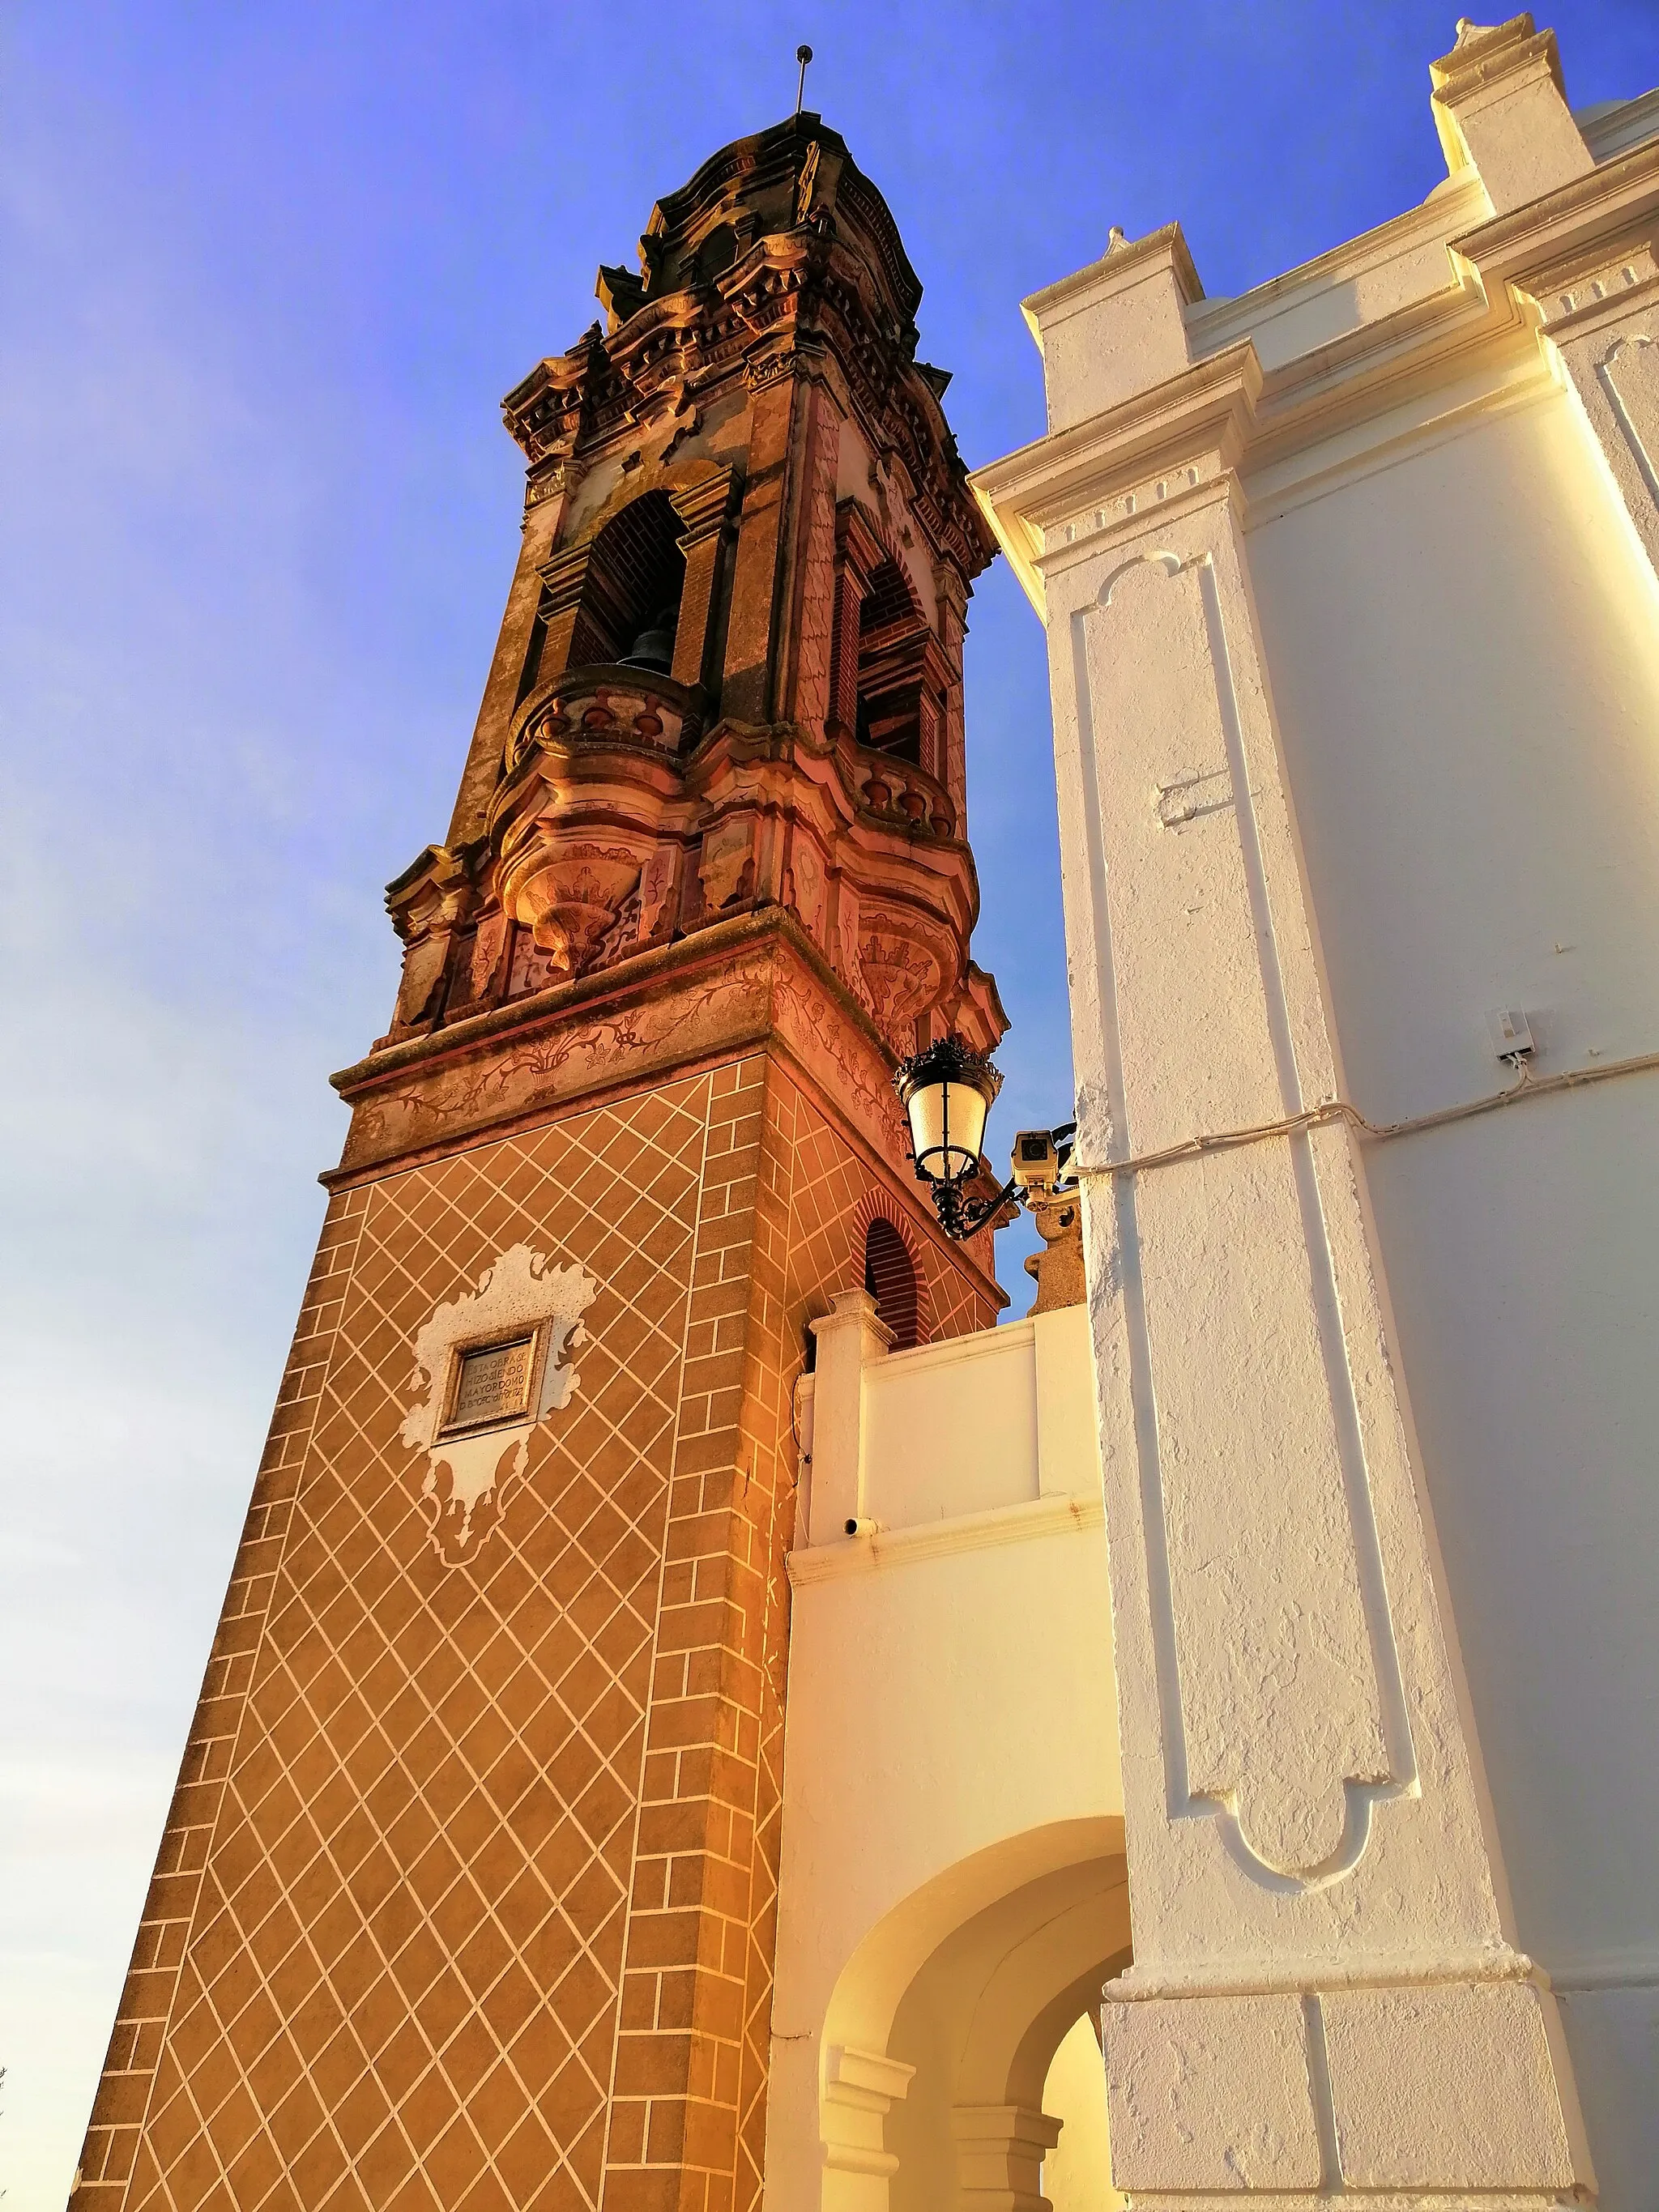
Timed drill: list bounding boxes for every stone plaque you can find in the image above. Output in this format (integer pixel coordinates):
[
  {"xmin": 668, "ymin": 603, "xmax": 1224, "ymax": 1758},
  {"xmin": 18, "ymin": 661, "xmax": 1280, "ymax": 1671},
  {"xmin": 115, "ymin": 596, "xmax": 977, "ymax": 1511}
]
[{"xmin": 445, "ymin": 1334, "xmax": 535, "ymax": 1433}]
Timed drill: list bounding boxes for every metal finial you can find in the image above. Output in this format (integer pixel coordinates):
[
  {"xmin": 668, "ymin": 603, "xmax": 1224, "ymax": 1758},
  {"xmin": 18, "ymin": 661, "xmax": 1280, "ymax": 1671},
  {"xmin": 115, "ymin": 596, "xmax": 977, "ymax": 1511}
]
[{"xmin": 795, "ymin": 45, "xmax": 813, "ymax": 116}]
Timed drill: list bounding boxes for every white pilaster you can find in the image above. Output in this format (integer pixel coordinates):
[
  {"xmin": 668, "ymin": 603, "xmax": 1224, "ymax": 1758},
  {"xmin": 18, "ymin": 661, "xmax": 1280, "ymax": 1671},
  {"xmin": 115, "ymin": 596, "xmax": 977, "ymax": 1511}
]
[{"xmin": 971, "ymin": 64, "xmax": 1612, "ymax": 2174}]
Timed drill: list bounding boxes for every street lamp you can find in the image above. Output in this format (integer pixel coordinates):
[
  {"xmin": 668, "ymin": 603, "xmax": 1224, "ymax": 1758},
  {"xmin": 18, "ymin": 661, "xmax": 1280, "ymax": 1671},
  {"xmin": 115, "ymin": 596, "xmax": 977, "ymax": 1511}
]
[{"xmin": 893, "ymin": 1036, "xmax": 1075, "ymax": 1240}]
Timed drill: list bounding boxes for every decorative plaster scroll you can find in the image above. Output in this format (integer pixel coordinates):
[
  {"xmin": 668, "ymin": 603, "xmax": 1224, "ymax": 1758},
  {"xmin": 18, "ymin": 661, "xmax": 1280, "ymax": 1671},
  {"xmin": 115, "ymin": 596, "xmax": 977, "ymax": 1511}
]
[
  {"xmin": 1075, "ymin": 551, "xmax": 1411, "ymax": 1886},
  {"xmin": 467, "ymin": 912, "xmax": 510, "ymax": 1003},
  {"xmin": 785, "ymin": 835, "xmax": 828, "ymax": 945},
  {"xmin": 400, "ymin": 1243, "xmax": 597, "ymax": 1562},
  {"xmin": 501, "ymin": 835, "xmax": 644, "ymax": 978},
  {"xmin": 834, "ymin": 879, "xmax": 875, "ymax": 1015},
  {"xmin": 1597, "ymin": 332, "xmax": 1659, "ymax": 511},
  {"xmin": 793, "ymin": 392, "xmax": 841, "ymax": 729},
  {"xmin": 857, "ymin": 923, "xmax": 943, "ymax": 1051},
  {"xmin": 637, "ymin": 845, "xmax": 679, "ymax": 942},
  {"xmin": 770, "ymin": 950, "xmax": 910, "ymax": 1162},
  {"xmin": 394, "ymin": 932, "xmax": 448, "ymax": 1028},
  {"xmin": 699, "ymin": 818, "xmax": 753, "ymax": 912}
]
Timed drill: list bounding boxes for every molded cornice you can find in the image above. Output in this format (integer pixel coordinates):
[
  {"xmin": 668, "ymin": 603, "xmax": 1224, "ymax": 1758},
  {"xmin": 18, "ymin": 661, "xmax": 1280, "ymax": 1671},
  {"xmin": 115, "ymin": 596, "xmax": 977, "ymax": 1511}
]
[{"xmin": 973, "ymin": 129, "xmax": 1659, "ymax": 612}]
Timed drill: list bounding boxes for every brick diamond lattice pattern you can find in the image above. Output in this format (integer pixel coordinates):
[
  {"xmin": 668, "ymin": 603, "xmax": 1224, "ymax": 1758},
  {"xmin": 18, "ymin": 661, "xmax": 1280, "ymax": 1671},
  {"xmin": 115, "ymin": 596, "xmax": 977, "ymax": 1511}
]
[
  {"xmin": 76, "ymin": 1055, "xmax": 999, "ymax": 2212},
  {"xmin": 113, "ymin": 1080, "xmax": 707, "ymax": 2212}
]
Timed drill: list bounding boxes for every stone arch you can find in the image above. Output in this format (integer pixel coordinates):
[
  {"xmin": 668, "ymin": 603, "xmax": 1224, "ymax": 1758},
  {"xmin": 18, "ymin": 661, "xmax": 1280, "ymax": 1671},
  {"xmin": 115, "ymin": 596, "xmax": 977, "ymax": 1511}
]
[
  {"xmin": 570, "ymin": 452, "xmax": 733, "ymax": 552},
  {"xmin": 847, "ymin": 1191, "xmax": 932, "ymax": 1347},
  {"xmin": 809, "ymin": 1819, "xmax": 1129, "ymax": 2212},
  {"xmin": 864, "ymin": 1217, "xmax": 919, "ymax": 1350}
]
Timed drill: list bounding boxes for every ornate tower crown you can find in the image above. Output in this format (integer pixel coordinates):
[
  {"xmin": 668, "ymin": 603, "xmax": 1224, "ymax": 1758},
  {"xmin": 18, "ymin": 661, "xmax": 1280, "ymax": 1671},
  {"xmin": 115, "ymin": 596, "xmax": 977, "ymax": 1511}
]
[{"xmin": 375, "ymin": 110, "xmax": 1005, "ymax": 1102}]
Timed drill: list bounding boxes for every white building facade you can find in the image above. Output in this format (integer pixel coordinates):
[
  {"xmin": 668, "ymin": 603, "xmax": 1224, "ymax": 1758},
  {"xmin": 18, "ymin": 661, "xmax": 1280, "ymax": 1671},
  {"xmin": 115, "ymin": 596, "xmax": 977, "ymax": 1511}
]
[{"xmin": 972, "ymin": 15, "xmax": 1659, "ymax": 2207}]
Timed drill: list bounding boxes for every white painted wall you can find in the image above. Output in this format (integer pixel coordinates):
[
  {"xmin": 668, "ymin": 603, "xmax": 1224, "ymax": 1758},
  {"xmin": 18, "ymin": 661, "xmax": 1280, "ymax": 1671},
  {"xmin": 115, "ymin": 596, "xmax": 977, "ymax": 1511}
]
[
  {"xmin": 1245, "ymin": 378, "xmax": 1659, "ymax": 2193},
  {"xmin": 973, "ymin": 28, "xmax": 1659, "ymax": 2201},
  {"xmin": 766, "ymin": 1299, "xmax": 1123, "ymax": 2212}
]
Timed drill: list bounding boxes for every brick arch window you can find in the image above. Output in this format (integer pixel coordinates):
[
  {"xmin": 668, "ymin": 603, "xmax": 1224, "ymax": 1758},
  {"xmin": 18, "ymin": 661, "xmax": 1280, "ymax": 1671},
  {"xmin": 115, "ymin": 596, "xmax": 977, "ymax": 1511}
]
[
  {"xmin": 569, "ymin": 489, "xmax": 687, "ymax": 673},
  {"xmin": 864, "ymin": 1216, "xmax": 920, "ymax": 1351}
]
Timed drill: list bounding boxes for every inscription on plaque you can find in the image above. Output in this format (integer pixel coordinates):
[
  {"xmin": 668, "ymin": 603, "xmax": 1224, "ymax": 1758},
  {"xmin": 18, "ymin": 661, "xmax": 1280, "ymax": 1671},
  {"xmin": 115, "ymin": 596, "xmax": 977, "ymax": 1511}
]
[{"xmin": 445, "ymin": 1334, "xmax": 535, "ymax": 1433}]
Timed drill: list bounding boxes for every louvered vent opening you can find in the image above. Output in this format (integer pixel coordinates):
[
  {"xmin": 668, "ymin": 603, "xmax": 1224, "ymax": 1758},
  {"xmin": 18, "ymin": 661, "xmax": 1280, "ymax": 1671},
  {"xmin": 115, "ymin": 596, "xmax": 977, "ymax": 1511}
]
[
  {"xmin": 864, "ymin": 1217, "xmax": 920, "ymax": 1350},
  {"xmin": 855, "ymin": 559, "xmax": 926, "ymax": 763}
]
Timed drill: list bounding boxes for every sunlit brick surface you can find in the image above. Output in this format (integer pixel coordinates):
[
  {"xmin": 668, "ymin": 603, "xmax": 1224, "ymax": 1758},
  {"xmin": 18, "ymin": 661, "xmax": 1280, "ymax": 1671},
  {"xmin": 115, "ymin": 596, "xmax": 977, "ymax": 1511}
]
[{"xmin": 77, "ymin": 1055, "xmax": 996, "ymax": 2212}]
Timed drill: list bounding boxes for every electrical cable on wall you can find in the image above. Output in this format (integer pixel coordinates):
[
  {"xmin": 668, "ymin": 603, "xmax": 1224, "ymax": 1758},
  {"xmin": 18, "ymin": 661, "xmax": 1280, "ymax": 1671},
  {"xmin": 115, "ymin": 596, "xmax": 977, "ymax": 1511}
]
[{"xmin": 1068, "ymin": 1045, "xmax": 1659, "ymax": 1184}]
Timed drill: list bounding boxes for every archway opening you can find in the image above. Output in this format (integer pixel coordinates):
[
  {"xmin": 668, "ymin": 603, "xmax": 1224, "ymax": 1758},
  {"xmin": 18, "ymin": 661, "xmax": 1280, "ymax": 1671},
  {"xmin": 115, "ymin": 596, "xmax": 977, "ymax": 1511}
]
[
  {"xmin": 805, "ymin": 1823, "xmax": 1130, "ymax": 2212},
  {"xmin": 1041, "ymin": 2010, "xmax": 1122, "ymax": 2212},
  {"xmin": 881, "ymin": 1858, "xmax": 1128, "ymax": 2212},
  {"xmin": 864, "ymin": 1217, "xmax": 920, "ymax": 1349}
]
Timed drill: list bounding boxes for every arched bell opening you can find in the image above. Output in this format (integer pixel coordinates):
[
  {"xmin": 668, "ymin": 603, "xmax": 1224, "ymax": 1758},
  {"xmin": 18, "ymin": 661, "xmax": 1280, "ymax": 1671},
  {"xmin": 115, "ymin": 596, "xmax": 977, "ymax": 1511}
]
[
  {"xmin": 569, "ymin": 488, "xmax": 688, "ymax": 674},
  {"xmin": 516, "ymin": 467, "xmax": 736, "ymax": 716}
]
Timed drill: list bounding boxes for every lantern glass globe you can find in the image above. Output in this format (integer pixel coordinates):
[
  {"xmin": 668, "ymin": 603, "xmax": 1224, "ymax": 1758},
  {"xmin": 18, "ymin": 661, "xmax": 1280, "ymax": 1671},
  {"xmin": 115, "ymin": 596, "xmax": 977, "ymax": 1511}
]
[{"xmin": 893, "ymin": 1038, "xmax": 1003, "ymax": 1185}]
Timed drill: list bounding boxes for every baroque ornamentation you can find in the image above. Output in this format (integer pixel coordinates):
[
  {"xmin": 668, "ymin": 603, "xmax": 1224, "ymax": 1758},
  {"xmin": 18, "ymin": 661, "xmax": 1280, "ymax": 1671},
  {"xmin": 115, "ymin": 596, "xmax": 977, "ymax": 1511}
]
[
  {"xmin": 502, "ymin": 838, "xmax": 644, "ymax": 979},
  {"xmin": 785, "ymin": 837, "xmax": 828, "ymax": 944},
  {"xmin": 698, "ymin": 820, "xmax": 753, "ymax": 912},
  {"xmin": 399, "ymin": 1243, "xmax": 598, "ymax": 1563},
  {"xmin": 858, "ymin": 927, "xmax": 943, "ymax": 1049},
  {"xmin": 361, "ymin": 109, "xmax": 1007, "ymax": 1131},
  {"xmin": 343, "ymin": 950, "xmax": 778, "ymax": 1172}
]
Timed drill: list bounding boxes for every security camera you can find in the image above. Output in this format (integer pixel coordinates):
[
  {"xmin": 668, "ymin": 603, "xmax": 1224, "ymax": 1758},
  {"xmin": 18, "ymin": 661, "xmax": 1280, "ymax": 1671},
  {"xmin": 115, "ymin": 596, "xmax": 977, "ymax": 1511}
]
[{"xmin": 1011, "ymin": 1128, "xmax": 1061, "ymax": 1192}]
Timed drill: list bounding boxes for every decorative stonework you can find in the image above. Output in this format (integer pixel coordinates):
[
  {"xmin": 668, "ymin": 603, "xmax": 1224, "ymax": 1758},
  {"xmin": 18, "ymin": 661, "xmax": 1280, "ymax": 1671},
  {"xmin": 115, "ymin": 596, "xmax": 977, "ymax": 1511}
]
[
  {"xmin": 1598, "ymin": 328, "xmax": 1659, "ymax": 506},
  {"xmin": 784, "ymin": 833, "xmax": 828, "ymax": 944},
  {"xmin": 859, "ymin": 923, "xmax": 944, "ymax": 1050},
  {"xmin": 501, "ymin": 838, "xmax": 643, "ymax": 978},
  {"xmin": 399, "ymin": 1242, "xmax": 598, "ymax": 1561},
  {"xmin": 1080, "ymin": 547, "xmax": 1401, "ymax": 1887},
  {"xmin": 338, "ymin": 943, "xmax": 777, "ymax": 1174},
  {"xmin": 970, "ymin": 37, "xmax": 1631, "ymax": 2179},
  {"xmin": 373, "ymin": 109, "xmax": 1003, "ymax": 1079},
  {"xmin": 505, "ymin": 676, "xmax": 694, "ymax": 768},
  {"xmin": 333, "ymin": 918, "xmax": 943, "ymax": 1191},
  {"xmin": 698, "ymin": 817, "xmax": 754, "ymax": 913}
]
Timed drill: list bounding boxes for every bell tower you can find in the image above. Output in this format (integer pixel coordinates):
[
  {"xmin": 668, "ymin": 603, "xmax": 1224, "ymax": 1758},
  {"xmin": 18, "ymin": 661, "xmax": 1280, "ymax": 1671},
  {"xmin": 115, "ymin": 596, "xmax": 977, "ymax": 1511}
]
[{"xmin": 76, "ymin": 114, "xmax": 1003, "ymax": 2212}]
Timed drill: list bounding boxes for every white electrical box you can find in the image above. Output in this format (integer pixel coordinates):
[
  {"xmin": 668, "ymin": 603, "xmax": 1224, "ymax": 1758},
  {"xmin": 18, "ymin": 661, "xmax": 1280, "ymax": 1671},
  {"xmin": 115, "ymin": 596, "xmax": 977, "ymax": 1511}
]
[{"xmin": 1486, "ymin": 1008, "xmax": 1535, "ymax": 1060}]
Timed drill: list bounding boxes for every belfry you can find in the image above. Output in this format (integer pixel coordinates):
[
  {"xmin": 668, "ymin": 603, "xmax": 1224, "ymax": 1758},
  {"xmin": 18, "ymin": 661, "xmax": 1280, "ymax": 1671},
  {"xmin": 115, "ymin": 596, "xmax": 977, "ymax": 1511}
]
[{"xmin": 75, "ymin": 114, "xmax": 1008, "ymax": 2212}]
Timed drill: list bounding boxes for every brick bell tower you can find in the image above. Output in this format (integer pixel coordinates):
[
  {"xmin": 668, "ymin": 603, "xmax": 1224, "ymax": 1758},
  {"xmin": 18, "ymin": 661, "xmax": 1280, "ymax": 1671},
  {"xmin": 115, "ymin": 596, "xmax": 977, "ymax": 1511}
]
[{"xmin": 76, "ymin": 114, "xmax": 1004, "ymax": 2212}]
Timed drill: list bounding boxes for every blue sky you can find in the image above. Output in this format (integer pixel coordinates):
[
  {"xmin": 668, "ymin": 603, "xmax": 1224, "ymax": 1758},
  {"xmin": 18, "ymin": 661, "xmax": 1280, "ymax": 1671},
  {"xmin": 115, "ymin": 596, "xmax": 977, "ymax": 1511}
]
[{"xmin": 4, "ymin": 3, "xmax": 1657, "ymax": 2204}]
